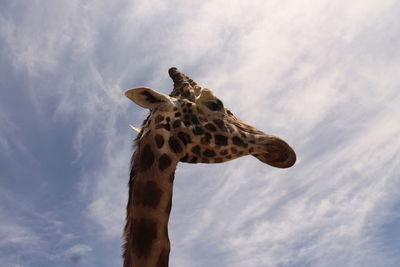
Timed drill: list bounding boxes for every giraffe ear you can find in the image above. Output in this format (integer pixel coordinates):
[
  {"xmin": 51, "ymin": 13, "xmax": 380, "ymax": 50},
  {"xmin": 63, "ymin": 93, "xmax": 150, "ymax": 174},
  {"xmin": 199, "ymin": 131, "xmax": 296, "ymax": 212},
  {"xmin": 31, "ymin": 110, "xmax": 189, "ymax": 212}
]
[{"xmin": 125, "ymin": 87, "xmax": 173, "ymax": 110}]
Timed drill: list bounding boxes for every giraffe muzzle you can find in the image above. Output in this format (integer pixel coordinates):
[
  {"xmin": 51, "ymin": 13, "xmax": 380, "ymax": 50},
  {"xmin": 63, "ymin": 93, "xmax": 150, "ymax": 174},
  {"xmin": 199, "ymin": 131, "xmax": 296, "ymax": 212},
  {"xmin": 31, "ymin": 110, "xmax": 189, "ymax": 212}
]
[{"xmin": 253, "ymin": 136, "xmax": 297, "ymax": 168}]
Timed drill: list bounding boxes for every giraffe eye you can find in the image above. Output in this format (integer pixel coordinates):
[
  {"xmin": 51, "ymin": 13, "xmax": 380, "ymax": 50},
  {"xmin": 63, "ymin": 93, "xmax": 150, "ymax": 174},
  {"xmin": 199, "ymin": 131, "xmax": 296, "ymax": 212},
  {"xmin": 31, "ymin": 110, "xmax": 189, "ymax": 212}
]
[{"xmin": 204, "ymin": 99, "xmax": 224, "ymax": 111}]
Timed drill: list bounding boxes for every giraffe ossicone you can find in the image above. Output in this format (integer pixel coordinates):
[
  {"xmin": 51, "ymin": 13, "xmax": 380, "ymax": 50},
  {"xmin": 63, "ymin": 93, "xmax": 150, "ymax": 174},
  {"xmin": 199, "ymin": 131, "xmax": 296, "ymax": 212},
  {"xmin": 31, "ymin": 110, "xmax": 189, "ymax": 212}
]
[{"xmin": 123, "ymin": 67, "xmax": 296, "ymax": 267}]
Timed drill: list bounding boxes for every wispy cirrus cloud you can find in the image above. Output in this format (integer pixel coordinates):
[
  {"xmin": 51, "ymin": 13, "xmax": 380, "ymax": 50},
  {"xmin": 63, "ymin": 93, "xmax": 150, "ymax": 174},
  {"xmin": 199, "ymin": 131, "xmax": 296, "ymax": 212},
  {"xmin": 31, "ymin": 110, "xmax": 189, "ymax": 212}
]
[
  {"xmin": 63, "ymin": 244, "xmax": 93, "ymax": 263},
  {"xmin": 1, "ymin": 0, "xmax": 399, "ymax": 266}
]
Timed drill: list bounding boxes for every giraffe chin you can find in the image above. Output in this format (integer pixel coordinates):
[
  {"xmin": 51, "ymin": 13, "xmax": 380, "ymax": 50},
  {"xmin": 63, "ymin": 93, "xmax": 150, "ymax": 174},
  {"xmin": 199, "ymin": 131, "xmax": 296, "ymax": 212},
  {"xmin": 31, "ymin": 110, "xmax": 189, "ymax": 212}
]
[{"xmin": 252, "ymin": 137, "xmax": 296, "ymax": 168}]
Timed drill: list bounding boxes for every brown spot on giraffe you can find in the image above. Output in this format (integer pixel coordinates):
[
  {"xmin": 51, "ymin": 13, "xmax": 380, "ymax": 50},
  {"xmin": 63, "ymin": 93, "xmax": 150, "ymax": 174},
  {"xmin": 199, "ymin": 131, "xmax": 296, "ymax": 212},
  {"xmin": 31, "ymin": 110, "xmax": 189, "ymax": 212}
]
[
  {"xmin": 168, "ymin": 136, "xmax": 182, "ymax": 153},
  {"xmin": 192, "ymin": 126, "xmax": 204, "ymax": 135},
  {"xmin": 133, "ymin": 181, "xmax": 163, "ymax": 208},
  {"xmin": 215, "ymin": 134, "xmax": 228, "ymax": 146},
  {"xmin": 139, "ymin": 144, "xmax": 155, "ymax": 172},
  {"xmin": 123, "ymin": 67, "xmax": 296, "ymax": 267},
  {"xmin": 203, "ymin": 149, "xmax": 216, "ymax": 157},
  {"xmin": 191, "ymin": 145, "xmax": 201, "ymax": 155},
  {"xmin": 155, "ymin": 115, "xmax": 164, "ymax": 124},
  {"xmin": 232, "ymin": 136, "xmax": 247, "ymax": 148},
  {"xmin": 131, "ymin": 218, "xmax": 157, "ymax": 258},
  {"xmin": 205, "ymin": 123, "xmax": 217, "ymax": 132},
  {"xmin": 155, "ymin": 134, "xmax": 164, "ymax": 148},
  {"xmin": 172, "ymin": 120, "xmax": 181, "ymax": 128},
  {"xmin": 177, "ymin": 131, "xmax": 191, "ymax": 146},
  {"xmin": 159, "ymin": 154, "xmax": 172, "ymax": 171}
]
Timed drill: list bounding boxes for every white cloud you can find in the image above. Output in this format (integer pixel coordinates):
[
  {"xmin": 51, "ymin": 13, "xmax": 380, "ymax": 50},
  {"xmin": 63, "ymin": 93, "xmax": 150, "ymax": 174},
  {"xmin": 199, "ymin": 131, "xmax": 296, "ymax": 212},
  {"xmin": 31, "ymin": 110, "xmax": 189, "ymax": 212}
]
[
  {"xmin": 83, "ymin": 127, "xmax": 132, "ymax": 238},
  {"xmin": 0, "ymin": 112, "xmax": 30, "ymax": 159},
  {"xmin": 0, "ymin": 224, "xmax": 40, "ymax": 245},
  {"xmin": 64, "ymin": 244, "xmax": 92, "ymax": 263},
  {"xmin": 0, "ymin": 0, "xmax": 94, "ymax": 76},
  {"xmin": 2, "ymin": 0, "xmax": 399, "ymax": 266}
]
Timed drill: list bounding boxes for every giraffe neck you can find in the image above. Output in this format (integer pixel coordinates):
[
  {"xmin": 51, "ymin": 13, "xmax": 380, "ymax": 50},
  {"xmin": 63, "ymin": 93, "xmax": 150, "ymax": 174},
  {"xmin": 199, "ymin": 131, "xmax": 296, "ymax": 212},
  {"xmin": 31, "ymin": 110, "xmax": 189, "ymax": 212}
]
[{"xmin": 123, "ymin": 136, "xmax": 178, "ymax": 267}]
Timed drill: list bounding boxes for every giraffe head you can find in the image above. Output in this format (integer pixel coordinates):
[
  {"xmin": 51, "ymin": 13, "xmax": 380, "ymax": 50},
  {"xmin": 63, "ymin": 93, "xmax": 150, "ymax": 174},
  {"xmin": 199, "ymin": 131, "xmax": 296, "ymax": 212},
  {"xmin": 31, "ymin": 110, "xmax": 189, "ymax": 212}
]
[{"xmin": 125, "ymin": 67, "xmax": 296, "ymax": 168}]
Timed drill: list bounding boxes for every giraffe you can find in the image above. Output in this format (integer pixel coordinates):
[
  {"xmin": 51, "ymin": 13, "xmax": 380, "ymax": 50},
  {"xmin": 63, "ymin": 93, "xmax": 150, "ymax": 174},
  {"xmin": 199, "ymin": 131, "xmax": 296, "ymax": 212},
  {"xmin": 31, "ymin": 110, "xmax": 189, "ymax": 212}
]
[{"xmin": 123, "ymin": 67, "xmax": 296, "ymax": 267}]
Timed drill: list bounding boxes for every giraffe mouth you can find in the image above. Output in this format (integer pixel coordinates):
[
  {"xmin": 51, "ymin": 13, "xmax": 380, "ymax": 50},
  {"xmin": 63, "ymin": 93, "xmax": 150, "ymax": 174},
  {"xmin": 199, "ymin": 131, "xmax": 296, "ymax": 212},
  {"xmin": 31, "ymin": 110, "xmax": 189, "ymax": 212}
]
[{"xmin": 253, "ymin": 137, "xmax": 296, "ymax": 168}]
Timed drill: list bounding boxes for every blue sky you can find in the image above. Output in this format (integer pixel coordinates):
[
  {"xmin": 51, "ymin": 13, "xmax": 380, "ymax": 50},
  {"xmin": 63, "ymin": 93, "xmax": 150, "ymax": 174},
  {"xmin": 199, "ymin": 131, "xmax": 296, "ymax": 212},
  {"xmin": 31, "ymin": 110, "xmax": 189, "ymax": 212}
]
[{"xmin": 1, "ymin": 0, "xmax": 400, "ymax": 266}]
